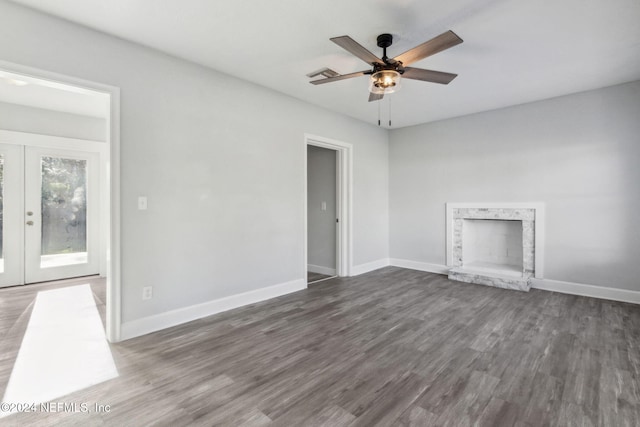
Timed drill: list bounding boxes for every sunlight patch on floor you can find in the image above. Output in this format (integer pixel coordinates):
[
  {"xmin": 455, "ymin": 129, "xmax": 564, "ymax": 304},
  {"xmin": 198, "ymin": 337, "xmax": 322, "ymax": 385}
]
[{"xmin": 1, "ymin": 284, "xmax": 118, "ymax": 416}]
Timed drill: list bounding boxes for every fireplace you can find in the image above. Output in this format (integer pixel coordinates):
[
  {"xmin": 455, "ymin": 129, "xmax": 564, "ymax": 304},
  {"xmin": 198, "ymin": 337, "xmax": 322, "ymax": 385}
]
[
  {"xmin": 446, "ymin": 203, "xmax": 544, "ymax": 291},
  {"xmin": 463, "ymin": 219, "xmax": 523, "ymax": 276}
]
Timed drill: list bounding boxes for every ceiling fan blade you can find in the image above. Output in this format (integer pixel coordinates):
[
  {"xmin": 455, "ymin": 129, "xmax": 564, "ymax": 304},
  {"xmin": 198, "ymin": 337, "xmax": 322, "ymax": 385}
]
[
  {"xmin": 330, "ymin": 36, "xmax": 384, "ymax": 66},
  {"xmin": 368, "ymin": 92, "xmax": 384, "ymax": 102},
  {"xmin": 393, "ymin": 30, "xmax": 463, "ymax": 66},
  {"xmin": 402, "ymin": 67, "xmax": 458, "ymax": 84},
  {"xmin": 309, "ymin": 70, "xmax": 369, "ymax": 85}
]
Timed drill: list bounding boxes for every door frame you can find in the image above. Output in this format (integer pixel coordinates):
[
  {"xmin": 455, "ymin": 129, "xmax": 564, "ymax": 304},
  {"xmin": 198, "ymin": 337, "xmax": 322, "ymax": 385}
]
[
  {"xmin": 0, "ymin": 60, "xmax": 122, "ymax": 343},
  {"xmin": 304, "ymin": 134, "xmax": 353, "ymax": 279},
  {"xmin": 0, "ymin": 143, "xmax": 24, "ymax": 287}
]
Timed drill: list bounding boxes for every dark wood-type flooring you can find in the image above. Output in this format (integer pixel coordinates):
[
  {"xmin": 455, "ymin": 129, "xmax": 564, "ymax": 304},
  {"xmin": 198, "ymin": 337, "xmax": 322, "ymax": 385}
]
[
  {"xmin": 1, "ymin": 267, "xmax": 639, "ymax": 426},
  {"xmin": 307, "ymin": 271, "xmax": 334, "ymax": 284}
]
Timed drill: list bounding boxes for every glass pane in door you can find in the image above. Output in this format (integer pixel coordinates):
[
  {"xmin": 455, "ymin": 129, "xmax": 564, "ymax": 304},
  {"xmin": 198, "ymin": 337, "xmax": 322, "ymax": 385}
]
[
  {"xmin": 0, "ymin": 155, "xmax": 4, "ymax": 273},
  {"xmin": 40, "ymin": 156, "xmax": 88, "ymax": 268}
]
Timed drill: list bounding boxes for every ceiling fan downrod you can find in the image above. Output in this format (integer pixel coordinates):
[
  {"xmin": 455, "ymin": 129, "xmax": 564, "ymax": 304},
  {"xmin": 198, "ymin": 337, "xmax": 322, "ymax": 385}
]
[{"xmin": 376, "ymin": 33, "xmax": 394, "ymax": 64}]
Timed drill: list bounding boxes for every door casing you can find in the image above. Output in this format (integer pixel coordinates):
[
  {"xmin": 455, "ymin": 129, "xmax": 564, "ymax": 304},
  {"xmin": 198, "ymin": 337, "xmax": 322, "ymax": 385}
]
[
  {"xmin": 0, "ymin": 59, "xmax": 121, "ymax": 343},
  {"xmin": 0, "ymin": 143, "xmax": 24, "ymax": 287},
  {"xmin": 303, "ymin": 134, "xmax": 353, "ymax": 280}
]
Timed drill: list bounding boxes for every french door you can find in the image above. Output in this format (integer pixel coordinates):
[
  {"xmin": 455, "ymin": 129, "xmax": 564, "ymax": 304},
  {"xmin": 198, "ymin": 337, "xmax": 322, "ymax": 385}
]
[{"xmin": 0, "ymin": 143, "xmax": 99, "ymax": 287}]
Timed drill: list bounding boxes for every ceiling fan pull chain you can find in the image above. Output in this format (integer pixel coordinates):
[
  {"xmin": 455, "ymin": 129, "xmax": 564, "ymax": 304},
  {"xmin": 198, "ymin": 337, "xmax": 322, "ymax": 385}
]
[
  {"xmin": 389, "ymin": 96, "xmax": 392, "ymax": 127},
  {"xmin": 378, "ymin": 99, "xmax": 381, "ymax": 126}
]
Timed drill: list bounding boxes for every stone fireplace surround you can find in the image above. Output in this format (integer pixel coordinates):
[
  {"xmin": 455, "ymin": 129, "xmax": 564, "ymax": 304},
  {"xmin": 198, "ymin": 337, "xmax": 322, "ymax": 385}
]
[{"xmin": 446, "ymin": 203, "xmax": 545, "ymax": 291}]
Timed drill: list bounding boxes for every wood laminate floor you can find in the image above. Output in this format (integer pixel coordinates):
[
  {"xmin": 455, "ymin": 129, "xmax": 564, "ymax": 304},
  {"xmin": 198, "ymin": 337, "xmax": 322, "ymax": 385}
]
[
  {"xmin": 1, "ymin": 267, "xmax": 639, "ymax": 426},
  {"xmin": 307, "ymin": 271, "xmax": 334, "ymax": 284}
]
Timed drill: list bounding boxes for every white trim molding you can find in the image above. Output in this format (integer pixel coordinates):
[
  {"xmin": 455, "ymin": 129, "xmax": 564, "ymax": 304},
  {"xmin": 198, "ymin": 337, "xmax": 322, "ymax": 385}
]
[
  {"xmin": 304, "ymin": 134, "xmax": 353, "ymax": 278},
  {"xmin": 531, "ymin": 278, "xmax": 640, "ymax": 305},
  {"xmin": 351, "ymin": 258, "xmax": 390, "ymax": 276},
  {"xmin": 388, "ymin": 258, "xmax": 640, "ymax": 305},
  {"xmin": 389, "ymin": 259, "xmax": 450, "ymax": 275},
  {"xmin": 120, "ymin": 265, "xmax": 639, "ymax": 340},
  {"xmin": 121, "ymin": 279, "xmax": 306, "ymax": 340},
  {"xmin": 0, "ymin": 61, "xmax": 121, "ymax": 343},
  {"xmin": 0, "ymin": 130, "xmax": 106, "ymax": 151}
]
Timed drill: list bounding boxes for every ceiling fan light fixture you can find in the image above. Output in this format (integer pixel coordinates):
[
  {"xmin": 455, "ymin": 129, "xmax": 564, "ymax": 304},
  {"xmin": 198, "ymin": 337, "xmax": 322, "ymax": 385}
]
[
  {"xmin": 370, "ymin": 70, "xmax": 400, "ymax": 94},
  {"xmin": 311, "ymin": 30, "xmax": 462, "ymax": 103}
]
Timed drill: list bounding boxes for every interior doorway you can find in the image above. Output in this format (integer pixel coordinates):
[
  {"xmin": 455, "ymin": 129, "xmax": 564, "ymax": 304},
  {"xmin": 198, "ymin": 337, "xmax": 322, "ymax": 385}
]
[
  {"xmin": 0, "ymin": 64, "xmax": 120, "ymax": 342},
  {"xmin": 304, "ymin": 134, "xmax": 353, "ymax": 284},
  {"xmin": 306, "ymin": 145, "xmax": 337, "ymax": 284}
]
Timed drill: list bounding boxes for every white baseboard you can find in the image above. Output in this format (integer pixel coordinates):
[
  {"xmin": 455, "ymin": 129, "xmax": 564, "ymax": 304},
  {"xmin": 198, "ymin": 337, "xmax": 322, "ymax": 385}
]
[
  {"xmin": 120, "ymin": 266, "xmax": 640, "ymax": 341},
  {"xmin": 120, "ymin": 278, "xmax": 306, "ymax": 340},
  {"xmin": 389, "ymin": 258, "xmax": 640, "ymax": 305},
  {"xmin": 531, "ymin": 278, "xmax": 640, "ymax": 305},
  {"xmin": 389, "ymin": 259, "xmax": 449, "ymax": 275},
  {"xmin": 307, "ymin": 264, "xmax": 336, "ymax": 276},
  {"xmin": 351, "ymin": 258, "xmax": 390, "ymax": 276}
]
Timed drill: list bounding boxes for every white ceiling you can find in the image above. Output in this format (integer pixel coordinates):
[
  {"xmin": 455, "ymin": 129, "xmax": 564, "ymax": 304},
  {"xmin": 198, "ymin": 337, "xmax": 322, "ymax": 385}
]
[{"xmin": 10, "ymin": 0, "xmax": 640, "ymax": 128}]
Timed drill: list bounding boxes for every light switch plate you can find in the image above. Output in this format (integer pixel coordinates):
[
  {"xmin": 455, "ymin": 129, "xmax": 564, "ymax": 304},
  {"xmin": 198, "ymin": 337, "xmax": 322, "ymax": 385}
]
[{"xmin": 138, "ymin": 196, "xmax": 148, "ymax": 210}]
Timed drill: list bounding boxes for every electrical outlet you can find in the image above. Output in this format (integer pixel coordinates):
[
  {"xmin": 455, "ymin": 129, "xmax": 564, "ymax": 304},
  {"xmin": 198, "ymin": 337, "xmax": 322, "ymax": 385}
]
[{"xmin": 142, "ymin": 286, "xmax": 153, "ymax": 300}]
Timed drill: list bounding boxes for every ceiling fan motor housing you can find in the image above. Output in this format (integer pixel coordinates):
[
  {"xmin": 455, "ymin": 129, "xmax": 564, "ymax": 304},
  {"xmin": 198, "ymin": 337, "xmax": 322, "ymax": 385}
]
[
  {"xmin": 376, "ymin": 33, "xmax": 393, "ymax": 49},
  {"xmin": 375, "ymin": 33, "xmax": 404, "ymax": 73}
]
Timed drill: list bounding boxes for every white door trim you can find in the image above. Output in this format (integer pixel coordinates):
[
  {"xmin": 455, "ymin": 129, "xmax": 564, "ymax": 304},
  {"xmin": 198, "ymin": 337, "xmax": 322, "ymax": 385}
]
[
  {"xmin": 0, "ymin": 143, "xmax": 24, "ymax": 287},
  {"xmin": 0, "ymin": 60, "xmax": 122, "ymax": 343},
  {"xmin": 0, "ymin": 130, "xmax": 106, "ymax": 152},
  {"xmin": 304, "ymin": 134, "xmax": 353, "ymax": 279}
]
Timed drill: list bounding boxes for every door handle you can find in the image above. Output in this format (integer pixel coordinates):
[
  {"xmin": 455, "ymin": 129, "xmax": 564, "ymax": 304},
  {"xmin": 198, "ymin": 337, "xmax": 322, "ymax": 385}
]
[{"xmin": 26, "ymin": 221, "xmax": 34, "ymax": 226}]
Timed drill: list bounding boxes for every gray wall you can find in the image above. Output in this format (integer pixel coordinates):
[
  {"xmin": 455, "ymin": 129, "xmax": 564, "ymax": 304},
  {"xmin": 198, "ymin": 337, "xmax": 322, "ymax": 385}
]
[
  {"xmin": 0, "ymin": 101, "xmax": 106, "ymax": 141},
  {"xmin": 390, "ymin": 81, "xmax": 640, "ymax": 291},
  {"xmin": 307, "ymin": 145, "xmax": 336, "ymax": 272},
  {"xmin": 0, "ymin": 1, "xmax": 389, "ymax": 322}
]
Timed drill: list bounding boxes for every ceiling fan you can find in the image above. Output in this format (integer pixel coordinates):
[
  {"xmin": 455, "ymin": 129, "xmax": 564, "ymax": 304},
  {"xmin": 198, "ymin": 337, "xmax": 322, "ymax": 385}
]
[{"xmin": 309, "ymin": 31, "xmax": 463, "ymax": 102}]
